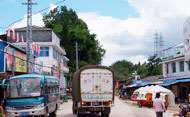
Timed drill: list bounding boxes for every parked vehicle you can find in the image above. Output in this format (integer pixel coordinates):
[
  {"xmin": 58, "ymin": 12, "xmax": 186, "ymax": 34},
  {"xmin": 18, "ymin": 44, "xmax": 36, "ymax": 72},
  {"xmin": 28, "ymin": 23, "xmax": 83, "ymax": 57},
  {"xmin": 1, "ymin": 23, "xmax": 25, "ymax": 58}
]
[
  {"xmin": 130, "ymin": 92, "xmax": 139, "ymax": 101},
  {"xmin": 72, "ymin": 65, "xmax": 115, "ymax": 117},
  {"xmin": 1, "ymin": 74, "xmax": 60, "ymax": 117},
  {"xmin": 179, "ymin": 104, "xmax": 190, "ymax": 117}
]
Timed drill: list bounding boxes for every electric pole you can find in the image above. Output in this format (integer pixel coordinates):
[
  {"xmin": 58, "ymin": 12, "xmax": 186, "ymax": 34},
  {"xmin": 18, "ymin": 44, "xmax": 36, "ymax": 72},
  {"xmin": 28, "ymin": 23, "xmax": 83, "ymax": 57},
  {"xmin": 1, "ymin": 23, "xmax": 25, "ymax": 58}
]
[
  {"xmin": 22, "ymin": 0, "xmax": 37, "ymax": 72},
  {"xmin": 75, "ymin": 42, "xmax": 79, "ymax": 71}
]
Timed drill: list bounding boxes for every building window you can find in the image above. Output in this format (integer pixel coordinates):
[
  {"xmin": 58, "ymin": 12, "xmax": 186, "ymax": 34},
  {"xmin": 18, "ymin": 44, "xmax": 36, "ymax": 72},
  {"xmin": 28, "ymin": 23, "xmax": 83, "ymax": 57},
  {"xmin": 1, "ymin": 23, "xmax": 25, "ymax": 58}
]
[
  {"xmin": 166, "ymin": 63, "xmax": 169, "ymax": 74},
  {"xmin": 172, "ymin": 62, "xmax": 176, "ymax": 73},
  {"xmin": 40, "ymin": 47, "xmax": 49, "ymax": 57},
  {"xmin": 179, "ymin": 61, "xmax": 184, "ymax": 72}
]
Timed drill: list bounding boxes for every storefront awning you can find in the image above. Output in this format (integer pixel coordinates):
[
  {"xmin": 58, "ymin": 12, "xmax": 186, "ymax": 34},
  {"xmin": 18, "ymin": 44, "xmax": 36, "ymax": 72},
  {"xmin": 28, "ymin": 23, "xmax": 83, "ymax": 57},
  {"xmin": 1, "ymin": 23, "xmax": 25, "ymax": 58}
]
[{"xmin": 161, "ymin": 78, "xmax": 190, "ymax": 86}]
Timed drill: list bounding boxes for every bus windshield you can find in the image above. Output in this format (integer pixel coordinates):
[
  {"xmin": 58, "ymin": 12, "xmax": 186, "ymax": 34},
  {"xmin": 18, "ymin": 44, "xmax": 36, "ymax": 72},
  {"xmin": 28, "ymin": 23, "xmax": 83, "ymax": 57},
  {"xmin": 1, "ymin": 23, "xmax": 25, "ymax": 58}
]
[{"xmin": 7, "ymin": 78, "xmax": 41, "ymax": 98}]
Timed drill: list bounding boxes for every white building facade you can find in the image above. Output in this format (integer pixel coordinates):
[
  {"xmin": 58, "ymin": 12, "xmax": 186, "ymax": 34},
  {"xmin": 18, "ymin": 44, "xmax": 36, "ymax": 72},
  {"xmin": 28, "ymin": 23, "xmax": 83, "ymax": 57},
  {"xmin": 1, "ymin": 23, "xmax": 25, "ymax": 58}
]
[
  {"xmin": 162, "ymin": 43, "xmax": 190, "ymax": 79},
  {"xmin": 9, "ymin": 26, "xmax": 69, "ymax": 76},
  {"xmin": 162, "ymin": 43, "xmax": 190, "ymax": 102}
]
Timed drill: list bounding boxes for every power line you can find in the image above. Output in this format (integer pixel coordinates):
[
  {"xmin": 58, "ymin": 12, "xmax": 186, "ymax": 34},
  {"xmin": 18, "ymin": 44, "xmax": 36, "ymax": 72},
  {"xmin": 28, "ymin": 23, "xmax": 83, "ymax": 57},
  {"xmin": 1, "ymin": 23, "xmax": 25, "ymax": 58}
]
[{"xmin": 2, "ymin": 0, "xmax": 66, "ymax": 29}]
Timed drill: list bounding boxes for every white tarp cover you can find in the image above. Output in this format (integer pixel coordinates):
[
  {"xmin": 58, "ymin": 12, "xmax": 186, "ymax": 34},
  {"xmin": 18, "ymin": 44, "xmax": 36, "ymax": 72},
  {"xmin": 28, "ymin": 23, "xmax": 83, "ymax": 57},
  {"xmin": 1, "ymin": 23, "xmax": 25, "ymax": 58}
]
[{"xmin": 134, "ymin": 85, "xmax": 175, "ymax": 107}]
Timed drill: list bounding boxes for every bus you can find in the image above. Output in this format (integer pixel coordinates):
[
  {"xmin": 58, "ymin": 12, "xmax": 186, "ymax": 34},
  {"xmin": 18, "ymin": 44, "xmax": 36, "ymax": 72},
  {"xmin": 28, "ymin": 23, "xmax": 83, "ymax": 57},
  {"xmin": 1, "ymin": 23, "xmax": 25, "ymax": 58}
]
[{"xmin": 1, "ymin": 74, "xmax": 60, "ymax": 117}]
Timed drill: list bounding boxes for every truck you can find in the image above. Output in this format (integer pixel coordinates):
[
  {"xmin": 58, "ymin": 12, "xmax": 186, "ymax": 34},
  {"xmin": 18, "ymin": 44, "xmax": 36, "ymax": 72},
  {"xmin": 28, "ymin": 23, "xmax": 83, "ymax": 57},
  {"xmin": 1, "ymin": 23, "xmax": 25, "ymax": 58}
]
[{"xmin": 72, "ymin": 65, "xmax": 115, "ymax": 117}]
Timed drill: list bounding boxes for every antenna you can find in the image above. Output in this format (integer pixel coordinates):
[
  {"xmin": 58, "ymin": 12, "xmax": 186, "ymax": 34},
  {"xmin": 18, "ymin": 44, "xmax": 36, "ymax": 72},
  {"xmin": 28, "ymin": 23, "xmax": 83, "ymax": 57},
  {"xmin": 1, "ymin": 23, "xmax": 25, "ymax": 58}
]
[{"xmin": 154, "ymin": 31, "xmax": 164, "ymax": 57}]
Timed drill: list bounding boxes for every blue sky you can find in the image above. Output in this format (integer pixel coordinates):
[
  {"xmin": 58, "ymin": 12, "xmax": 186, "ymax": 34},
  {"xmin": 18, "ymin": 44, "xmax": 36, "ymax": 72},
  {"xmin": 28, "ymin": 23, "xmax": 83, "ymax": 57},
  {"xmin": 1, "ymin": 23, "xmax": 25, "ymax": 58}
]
[
  {"xmin": 0, "ymin": 0, "xmax": 138, "ymax": 30},
  {"xmin": 0, "ymin": 0, "xmax": 188, "ymax": 65}
]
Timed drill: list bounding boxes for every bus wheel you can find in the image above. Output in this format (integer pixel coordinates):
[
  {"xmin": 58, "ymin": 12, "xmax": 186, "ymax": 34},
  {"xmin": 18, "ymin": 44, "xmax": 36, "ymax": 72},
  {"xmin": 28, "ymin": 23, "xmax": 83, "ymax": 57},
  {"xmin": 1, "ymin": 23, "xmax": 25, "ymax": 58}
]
[{"xmin": 49, "ymin": 111, "xmax": 56, "ymax": 117}]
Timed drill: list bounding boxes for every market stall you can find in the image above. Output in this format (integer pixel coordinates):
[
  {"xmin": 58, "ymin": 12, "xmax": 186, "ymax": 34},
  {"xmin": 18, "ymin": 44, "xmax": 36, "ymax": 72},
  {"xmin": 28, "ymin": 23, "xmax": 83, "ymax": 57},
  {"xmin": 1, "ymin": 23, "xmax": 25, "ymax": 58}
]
[{"xmin": 133, "ymin": 85, "xmax": 175, "ymax": 107}]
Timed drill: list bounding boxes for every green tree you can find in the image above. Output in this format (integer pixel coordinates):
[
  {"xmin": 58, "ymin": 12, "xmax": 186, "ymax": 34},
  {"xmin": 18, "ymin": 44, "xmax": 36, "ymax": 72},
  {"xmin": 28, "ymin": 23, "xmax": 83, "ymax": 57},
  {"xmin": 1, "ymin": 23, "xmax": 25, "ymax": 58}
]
[
  {"xmin": 110, "ymin": 60, "xmax": 134, "ymax": 80},
  {"xmin": 43, "ymin": 6, "xmax": 105, "ymax": 74},
  {"xmin": 136, "ymin": 62, "xmax": 148, "ymax": 77},
  {"xmin": 146, "ymin": 55, "xmax": 162, "ymax": 75}
]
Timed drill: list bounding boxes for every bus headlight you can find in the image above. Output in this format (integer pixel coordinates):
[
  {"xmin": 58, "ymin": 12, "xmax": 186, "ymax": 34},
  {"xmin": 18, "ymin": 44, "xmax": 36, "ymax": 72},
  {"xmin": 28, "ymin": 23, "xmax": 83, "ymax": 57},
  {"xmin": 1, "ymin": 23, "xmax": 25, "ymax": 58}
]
[
  {"xmin": 6, "ymin": 106, "xmax": 16, "ymax": 110},
  {"xmin": 35, "ymin": 104, "xmax": 44, "ymax": 109}
]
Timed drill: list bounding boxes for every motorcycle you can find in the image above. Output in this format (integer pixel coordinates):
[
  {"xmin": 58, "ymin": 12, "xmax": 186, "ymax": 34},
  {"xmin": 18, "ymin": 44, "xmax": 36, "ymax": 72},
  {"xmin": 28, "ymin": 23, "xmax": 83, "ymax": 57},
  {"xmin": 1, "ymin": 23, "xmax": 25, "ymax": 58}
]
[{"xmin": 179, "ymin": 104, "xmax": 190, "ymax": 117}]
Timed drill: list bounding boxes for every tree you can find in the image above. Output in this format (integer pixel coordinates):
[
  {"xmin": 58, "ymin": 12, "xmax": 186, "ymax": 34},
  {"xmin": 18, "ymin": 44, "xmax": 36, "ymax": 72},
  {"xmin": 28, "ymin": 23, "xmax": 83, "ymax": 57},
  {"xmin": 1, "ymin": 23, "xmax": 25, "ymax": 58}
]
[
  {"xmin": 146, "ymin": 55, "xmax": 162, "ymax": 75},
  {"xmin": 136, "ymin": 62, "xmax": 148, "ymax": 77},
  {"xmin": 110, "ymin": 60, "xmax": 134, "ymax": 80},
  {"xmin": 43, "ymin": 6, "xmax": 105, "ymax": 74}
]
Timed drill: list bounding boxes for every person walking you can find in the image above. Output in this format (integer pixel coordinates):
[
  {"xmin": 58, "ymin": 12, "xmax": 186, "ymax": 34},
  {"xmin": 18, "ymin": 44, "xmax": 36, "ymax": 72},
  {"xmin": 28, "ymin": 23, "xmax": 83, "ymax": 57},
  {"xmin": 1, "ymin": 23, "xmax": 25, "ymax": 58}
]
[{"xmin": 153, "ymin": 93, "xmax": 166, "ymax": 117}]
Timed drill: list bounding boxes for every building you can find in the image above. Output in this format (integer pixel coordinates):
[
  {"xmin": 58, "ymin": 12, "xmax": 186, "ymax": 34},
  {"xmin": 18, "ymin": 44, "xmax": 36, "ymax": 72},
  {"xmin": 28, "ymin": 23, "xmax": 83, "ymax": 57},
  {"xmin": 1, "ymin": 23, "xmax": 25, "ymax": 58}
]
[
  {"xmin": 8, "ymin": 26, "xmax": 69, "ymax": 77},
  {"xmin": 0, "ymin": 40, "xmax": 27, "ymax": 79},
  {"xmin": 162, "ymin": 43, "xmax": 190, "ymax": 102}
]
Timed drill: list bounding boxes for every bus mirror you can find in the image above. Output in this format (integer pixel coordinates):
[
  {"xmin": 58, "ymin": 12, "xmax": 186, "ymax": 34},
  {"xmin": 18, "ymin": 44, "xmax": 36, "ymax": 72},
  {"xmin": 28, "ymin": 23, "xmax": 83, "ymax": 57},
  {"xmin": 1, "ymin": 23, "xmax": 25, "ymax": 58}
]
[{"xmin": 1, "ymin": 79, "xmax": 8, "ymax": 89}]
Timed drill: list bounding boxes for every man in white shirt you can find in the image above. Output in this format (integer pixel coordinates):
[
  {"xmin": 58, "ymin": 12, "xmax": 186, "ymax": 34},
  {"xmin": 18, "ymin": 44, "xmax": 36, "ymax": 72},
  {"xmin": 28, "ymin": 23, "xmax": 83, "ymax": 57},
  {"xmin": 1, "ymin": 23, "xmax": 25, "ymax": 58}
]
[{"xmin": 153, "ymin": 93, "xmax": 166, "ymax": 117}]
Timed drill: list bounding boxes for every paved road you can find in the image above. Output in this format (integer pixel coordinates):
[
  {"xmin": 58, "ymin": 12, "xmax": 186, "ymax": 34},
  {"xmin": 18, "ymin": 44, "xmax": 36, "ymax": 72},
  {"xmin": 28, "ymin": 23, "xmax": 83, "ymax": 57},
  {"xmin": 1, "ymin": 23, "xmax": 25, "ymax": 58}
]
[{"xmin": 57, "ymin": 97, "xmax": 176, "ymax": 117}]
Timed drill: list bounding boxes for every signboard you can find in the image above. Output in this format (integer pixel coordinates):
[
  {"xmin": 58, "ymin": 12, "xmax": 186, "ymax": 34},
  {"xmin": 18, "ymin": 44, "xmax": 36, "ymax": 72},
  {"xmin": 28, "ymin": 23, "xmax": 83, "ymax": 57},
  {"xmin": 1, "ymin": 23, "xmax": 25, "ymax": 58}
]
[
  {"xmin": 5, "ymin": 46, "xmax": 14, "ymax": 71},
  {"xmin": 15, "ymin": 51, "xmax": 27, "ymax": 72}
]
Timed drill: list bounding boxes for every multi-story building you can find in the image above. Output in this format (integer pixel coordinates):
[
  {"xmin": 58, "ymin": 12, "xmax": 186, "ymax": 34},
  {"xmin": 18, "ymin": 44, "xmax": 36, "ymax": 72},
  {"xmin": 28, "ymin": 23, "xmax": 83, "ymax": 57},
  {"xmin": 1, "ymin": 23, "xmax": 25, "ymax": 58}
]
[
  {"xmin": 8, "ymin": 26, "xmax": 69, "ymax": 76},
  {"xmin": 162, "ymin": 43, "xmax": 190, "ymax": 102}
]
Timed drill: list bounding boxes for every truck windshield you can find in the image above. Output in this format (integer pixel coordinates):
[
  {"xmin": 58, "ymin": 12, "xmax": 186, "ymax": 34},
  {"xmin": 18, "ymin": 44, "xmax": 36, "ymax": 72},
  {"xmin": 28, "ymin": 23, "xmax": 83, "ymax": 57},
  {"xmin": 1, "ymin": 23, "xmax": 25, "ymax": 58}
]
[{"xmin": 7, "ymin": 78, "xmax": 41, "ymax": 98}]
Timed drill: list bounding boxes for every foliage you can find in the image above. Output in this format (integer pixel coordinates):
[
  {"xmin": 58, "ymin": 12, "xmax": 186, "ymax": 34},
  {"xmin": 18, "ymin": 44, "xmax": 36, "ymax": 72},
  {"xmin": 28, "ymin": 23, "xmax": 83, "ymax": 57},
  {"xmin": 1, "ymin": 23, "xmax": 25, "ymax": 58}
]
[
  {"xmin": 111, "ymin": 55, "xmax": 162, "ymax": 81},
  {"xmin": 146, "ymin": 55, "xmax": 162, "ymax": 75},
  {"xmin": 136, "ymin": 62, "xmax": 148, "ymax": 77},
  {"xmin": 43, "ymin": 6, "xmax": 105, "ymax": 74},
  {"xmin": 111, "ymin": 60, "xmax": 134, "ymax": 80}
]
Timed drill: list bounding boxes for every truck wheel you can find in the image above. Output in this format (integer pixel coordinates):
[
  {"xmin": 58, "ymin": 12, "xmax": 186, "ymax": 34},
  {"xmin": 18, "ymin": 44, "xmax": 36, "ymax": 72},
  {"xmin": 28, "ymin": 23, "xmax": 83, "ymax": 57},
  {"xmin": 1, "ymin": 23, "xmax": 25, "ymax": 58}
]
[
  {"xmin": 101, "ymin": 114, "xmax": 109, "ymax": 117},
  {"xmin": 72, "ymin": 102, "xmax": 77, "ymax": 114},
  {"xmin": 77, "ymin": 109, "xmax": 81, "ymax": 117}
]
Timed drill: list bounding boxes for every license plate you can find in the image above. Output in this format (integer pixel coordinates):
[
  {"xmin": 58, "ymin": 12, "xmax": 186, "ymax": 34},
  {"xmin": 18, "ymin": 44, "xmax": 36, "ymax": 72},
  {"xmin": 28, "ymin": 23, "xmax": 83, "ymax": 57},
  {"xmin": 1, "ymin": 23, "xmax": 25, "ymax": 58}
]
[
  {"xmin": 20, "ymin": 112, "xmax": 29, "ymax": 116},
  {"xmin": 92, "ymin": 102, "xmax": 99, "ymax": 106}
]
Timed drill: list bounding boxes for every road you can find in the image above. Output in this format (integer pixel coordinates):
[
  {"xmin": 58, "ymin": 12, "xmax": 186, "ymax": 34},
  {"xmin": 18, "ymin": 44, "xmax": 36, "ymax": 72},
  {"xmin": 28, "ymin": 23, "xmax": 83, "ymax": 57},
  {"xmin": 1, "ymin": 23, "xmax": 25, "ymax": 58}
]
[{"xmin": 57, "ymin": 97, "xmax": 176, "ymax": 117}]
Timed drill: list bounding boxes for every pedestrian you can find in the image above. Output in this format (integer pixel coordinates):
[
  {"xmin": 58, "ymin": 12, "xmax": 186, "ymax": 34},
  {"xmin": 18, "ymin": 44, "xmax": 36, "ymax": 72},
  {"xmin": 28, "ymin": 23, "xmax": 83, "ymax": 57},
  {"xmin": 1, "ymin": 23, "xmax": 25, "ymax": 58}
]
[{"xmin": 153, "ymin": 93, "xmax": 166, "ymax": 117}]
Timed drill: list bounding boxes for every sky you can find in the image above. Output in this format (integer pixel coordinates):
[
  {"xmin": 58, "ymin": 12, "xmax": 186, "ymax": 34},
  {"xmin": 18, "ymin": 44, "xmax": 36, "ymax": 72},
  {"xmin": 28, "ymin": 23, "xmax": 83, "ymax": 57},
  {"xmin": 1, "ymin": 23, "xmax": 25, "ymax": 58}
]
[{"xmin": 0, "ymin": 0, "xmax": 190, "ymax": 66}]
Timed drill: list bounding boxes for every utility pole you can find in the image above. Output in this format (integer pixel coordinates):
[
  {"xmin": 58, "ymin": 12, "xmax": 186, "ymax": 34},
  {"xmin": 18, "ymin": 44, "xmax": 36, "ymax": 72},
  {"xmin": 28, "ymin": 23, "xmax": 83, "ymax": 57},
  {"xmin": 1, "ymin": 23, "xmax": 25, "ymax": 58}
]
[
  {"xmin": 22, "ymin": 0, "xmax": 37, "ymax": 72},
  {"xmin": 75, "ymin": 42, "xmax": 79, "ymax": 71}
]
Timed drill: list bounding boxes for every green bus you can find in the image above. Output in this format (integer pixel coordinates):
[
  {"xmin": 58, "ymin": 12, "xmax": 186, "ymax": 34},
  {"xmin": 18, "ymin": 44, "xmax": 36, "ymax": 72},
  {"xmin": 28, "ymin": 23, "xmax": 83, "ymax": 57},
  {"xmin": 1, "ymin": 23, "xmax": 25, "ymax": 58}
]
[{"xmin": 1, "ymin": 74, "xmax": 60, "ymax": 116}]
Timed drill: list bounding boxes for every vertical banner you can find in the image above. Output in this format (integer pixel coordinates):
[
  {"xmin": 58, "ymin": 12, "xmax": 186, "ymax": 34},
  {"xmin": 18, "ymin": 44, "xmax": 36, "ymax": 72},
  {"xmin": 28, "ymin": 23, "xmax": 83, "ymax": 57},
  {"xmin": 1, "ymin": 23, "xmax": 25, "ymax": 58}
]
[{"xmin": 184, "ymin": 17, "xmax": 190, "ymax": 61}]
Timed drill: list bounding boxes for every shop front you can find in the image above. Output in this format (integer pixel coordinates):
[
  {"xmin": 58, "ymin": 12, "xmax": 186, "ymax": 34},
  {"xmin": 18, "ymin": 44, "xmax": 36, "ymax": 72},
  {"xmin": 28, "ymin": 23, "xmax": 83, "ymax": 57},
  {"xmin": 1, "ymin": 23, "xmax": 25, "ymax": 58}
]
[{"xmin": 162, "ymin": 78, "xmax": 190, "ymax": 103}]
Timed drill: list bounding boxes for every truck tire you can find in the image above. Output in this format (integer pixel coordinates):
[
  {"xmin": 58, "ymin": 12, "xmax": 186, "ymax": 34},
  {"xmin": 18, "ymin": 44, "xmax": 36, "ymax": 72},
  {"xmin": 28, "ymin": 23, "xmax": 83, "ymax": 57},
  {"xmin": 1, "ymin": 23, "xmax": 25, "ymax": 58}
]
[
  {"xmin": 101, "ymin": 114, "xmax": 109, "ymax": 117},
  {"xmin": 77, "ymin": 108, "xmax": 81, "ymax": 117},
  {"xmin": 72, "ymin": 102, "xmax": 77, "ymax": 114},
  {"xmin": 101, "ymin": 107, "xmax": 110, "ymax": 117}
]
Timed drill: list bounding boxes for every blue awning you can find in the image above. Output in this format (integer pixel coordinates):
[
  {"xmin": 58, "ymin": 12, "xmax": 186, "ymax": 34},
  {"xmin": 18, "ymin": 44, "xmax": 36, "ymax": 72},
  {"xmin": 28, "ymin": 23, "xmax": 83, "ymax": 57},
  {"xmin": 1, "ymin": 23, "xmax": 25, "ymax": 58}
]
[{"xmin": 161, "ymin": 78, "xmax": 190, "ymax": 86}]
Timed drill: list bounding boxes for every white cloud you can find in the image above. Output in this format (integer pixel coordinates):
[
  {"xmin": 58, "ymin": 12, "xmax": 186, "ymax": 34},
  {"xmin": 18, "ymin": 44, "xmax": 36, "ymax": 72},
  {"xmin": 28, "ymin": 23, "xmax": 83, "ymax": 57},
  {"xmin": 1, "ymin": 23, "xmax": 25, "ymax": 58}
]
[
  {"xmin": 78, "ymin": 0, "xmax": 190, "ymax": 66},
  {"xmin": 49, "ymin": 4, "xmax": 57, "ymax": 12},
  {"xmin": 10, "ymin": 3, "xmax": 57, "ymax": 29},
  {"xmin": 11, "ymin": 13, "xmax": 44, "ymax": 29},
  {"xmin": 9, "ymin": 0, "xmax": 190, "ymax": 66}
]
